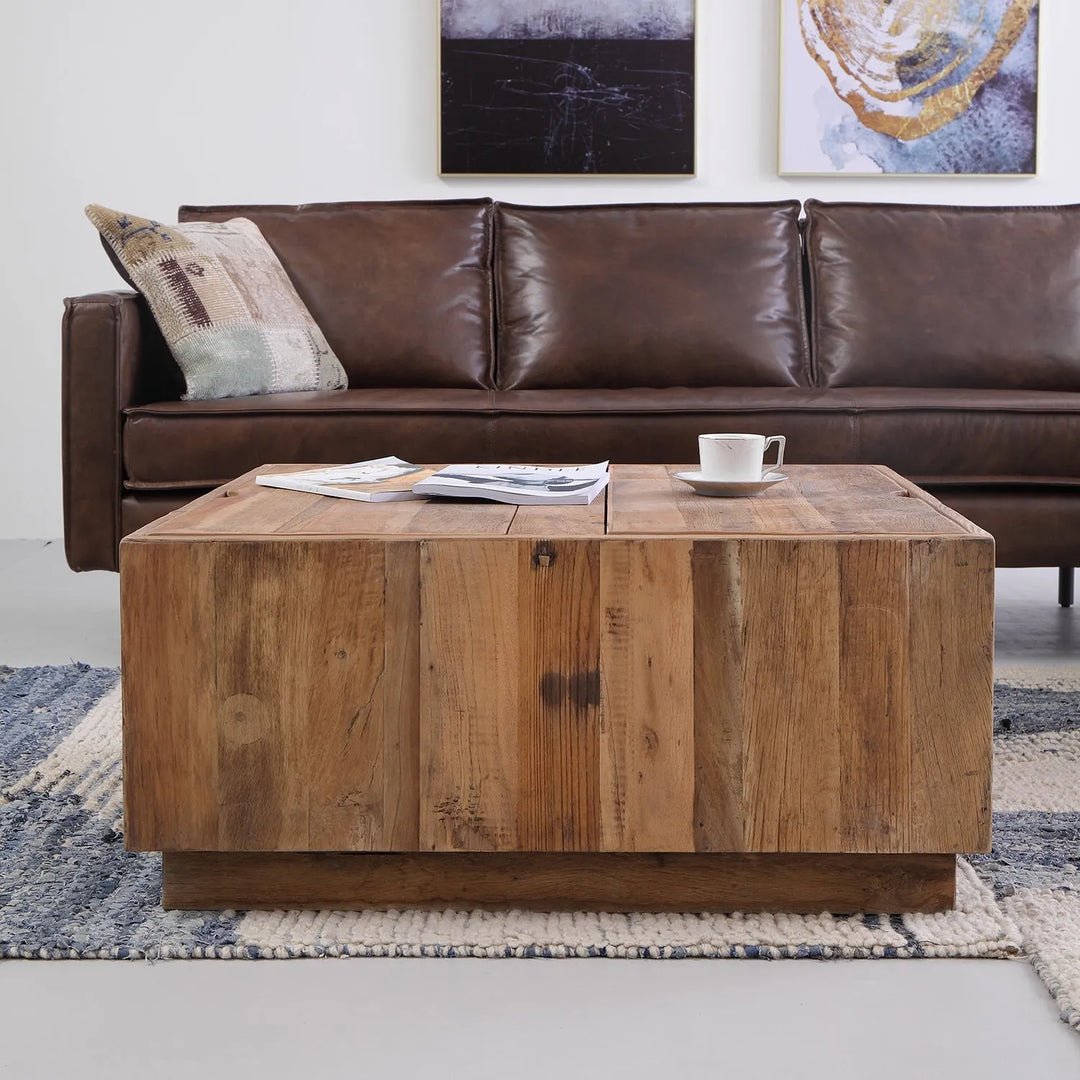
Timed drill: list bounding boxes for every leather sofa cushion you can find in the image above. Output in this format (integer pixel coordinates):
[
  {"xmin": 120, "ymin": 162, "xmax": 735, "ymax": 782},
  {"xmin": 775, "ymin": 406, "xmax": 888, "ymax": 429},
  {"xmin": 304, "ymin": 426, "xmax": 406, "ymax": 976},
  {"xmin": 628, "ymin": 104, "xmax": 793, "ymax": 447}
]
[
  {"xmin": 806, "ymin": 201, "xmax": 1080, "ymax": 390},
  {"xmin": 122, "ymin": 387, "xmax": 1080, "ymax": 490},
  {"xmin": 917, "ymin": 487, "xmax": 1080, "ymax": 568},
  {"xmin": 123, "ymin": 390, "xmax": 495, "ymax": 488},
  {"xmin": 489, "ymin": 388, "xmax": 853, "ymax": 464},
  {"xmin": 494, "ymin": 202, "xmax": 811, "ymax": 390},
  {"xmin": 178, "ymin": 200, "xmax": 495, "ymax": 390},
  {"xmin": 848, "ymin": 387, "xmax": 1080, "ymax": 482}
]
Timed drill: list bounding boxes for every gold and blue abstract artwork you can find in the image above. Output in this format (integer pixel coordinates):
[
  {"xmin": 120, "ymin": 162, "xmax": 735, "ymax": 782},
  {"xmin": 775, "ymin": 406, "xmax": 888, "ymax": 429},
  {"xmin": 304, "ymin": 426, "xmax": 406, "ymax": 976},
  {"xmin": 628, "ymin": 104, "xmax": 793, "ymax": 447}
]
[{"xmin": 780, "ymin": 0, "xmax": 1039, "ymax": 175}]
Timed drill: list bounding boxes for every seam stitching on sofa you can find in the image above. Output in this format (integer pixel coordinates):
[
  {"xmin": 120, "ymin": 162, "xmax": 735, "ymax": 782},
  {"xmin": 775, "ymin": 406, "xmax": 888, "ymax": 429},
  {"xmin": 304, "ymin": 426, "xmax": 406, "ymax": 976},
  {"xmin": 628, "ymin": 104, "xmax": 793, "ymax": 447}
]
[
  {"xmin": 791, "ymin": 206, "xmax": 813, "ymax": 387},
  {"xmin": 804, "ymin": 205, "xmax": 823, "ymax": 387},
  {"xmin": 485, "ymin": 200, "xmax": 497, "ymax": 390}
]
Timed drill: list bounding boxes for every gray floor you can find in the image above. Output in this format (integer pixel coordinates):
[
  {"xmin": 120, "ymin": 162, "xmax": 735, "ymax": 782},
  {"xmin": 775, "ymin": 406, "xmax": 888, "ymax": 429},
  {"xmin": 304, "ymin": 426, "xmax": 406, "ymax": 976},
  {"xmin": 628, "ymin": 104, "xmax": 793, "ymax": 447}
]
[{"xmin": 1, "ymin": 540, "xmax": 1078, "ymax": 1078}]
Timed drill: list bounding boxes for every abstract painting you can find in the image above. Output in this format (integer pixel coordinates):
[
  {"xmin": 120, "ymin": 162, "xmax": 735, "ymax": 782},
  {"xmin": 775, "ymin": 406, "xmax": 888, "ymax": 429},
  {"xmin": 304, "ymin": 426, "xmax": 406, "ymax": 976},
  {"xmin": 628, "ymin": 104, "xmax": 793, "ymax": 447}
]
[
  {"xmin": 780, "ymin": 0, "xmax": 1039, "ymax": 175},
  {"xmin": 439, "ymin": 0, "xmax": 694, "ymax": 175}
]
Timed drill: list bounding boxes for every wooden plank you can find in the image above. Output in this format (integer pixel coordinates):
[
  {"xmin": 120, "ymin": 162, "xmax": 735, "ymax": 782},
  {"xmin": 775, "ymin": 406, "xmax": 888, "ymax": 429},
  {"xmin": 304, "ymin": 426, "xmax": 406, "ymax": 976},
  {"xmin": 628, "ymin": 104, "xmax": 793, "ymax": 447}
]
[
  {"xmin": 292, "ymin": 497, "xmax": 517, "ymax": 538},
  {"xmin": 125, "ymin": 537, "xmax": 421, "ymax": 853},
  {"xmin": 606, "ymin": 469, "xmax": 693, "ymax": 534},
  {"xmin": 212, "ymin": 541, "xmax": 390, "ymax": 850},
  {"xmin": 877, "ymin": 466, "xmax": 994, "ymax": 537},
  {"xmin": 908, "ymin": 536, "xmax": 995, "ymax": 852},
  {"xmin": 599, "ymin": 540, "xmax": 695, "ymax": 851},
  {"xmin": 162, "ymin": 851, "xmax": 957, "ymax": 914},
  {"xmin": 837, "ymin": 540, "xmax": 912, "ymax": 852},
  {"xmin": 740, "ymin": 539, "xmax": 842, "ymax": 852},
  {"xmin": 516, "ymin": 540, "xmax": 602, "ymax": 851},
  {"xmin": 142, "ymin": 482, "xmax": 320, "ymax": 536},
  {"xmin": 606, "ymin": 464, "xmax": 971, "ymax": 538},
  {"xmin": 295, "ymin": 542, "xmax": 392, "ymax": 852},
  {"xmin": 121, "ymin": 540, "xmax": 219, "ymax": 850},
  {"xmin": 213, "ymin": 542, "xmax": 306, "ymax": 850},
  {"xmin": 380, "ymin": 542, "xmax": 422, "ymax": 850},
  {"xmin": 691, "ymin": 541, "xmax": 746, "ymax": 851},
  {"xmin": 136, "ymin": 465, "xmax": 519, "ymax": 539},
  {"xmin": 507, "ymin": 499, "xmax": 606, "ymax": 538},
  {"xmin": 420, "ymin": 540, "xmax": 520, "ymax": 851}
]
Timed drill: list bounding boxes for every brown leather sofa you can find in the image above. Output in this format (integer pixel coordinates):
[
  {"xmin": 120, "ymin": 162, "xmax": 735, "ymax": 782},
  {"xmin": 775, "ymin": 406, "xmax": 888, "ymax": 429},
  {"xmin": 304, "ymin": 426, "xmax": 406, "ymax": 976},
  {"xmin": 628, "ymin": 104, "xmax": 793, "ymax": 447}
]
[{"xmin": 63, "ymin": 198, "xmax": 1080, "ymax": 603}]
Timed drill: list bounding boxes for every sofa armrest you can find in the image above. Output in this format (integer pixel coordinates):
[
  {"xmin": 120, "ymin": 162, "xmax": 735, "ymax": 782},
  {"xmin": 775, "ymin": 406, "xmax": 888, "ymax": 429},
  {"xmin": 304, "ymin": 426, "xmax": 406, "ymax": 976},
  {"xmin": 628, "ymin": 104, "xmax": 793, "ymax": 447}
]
[{"xmin": 62, "ymin": 291, "xmax": 178, "ymax": 571}]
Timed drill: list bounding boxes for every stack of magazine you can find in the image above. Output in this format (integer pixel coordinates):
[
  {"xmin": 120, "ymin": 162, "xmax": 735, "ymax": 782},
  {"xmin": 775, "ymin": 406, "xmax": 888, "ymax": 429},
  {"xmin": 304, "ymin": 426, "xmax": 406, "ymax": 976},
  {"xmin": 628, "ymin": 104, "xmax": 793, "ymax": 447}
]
[{"xmin": 256, "ymin": 457, "xmax": 610, "ymax": 506}]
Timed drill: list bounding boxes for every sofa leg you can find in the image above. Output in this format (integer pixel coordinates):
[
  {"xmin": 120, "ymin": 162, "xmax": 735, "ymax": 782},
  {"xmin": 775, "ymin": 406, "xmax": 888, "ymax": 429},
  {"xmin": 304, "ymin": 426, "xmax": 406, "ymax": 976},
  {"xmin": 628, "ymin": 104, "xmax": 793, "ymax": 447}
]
[{"xmin": 1061, "ymin": 567, "xmax": 1075, "ymax": 608}]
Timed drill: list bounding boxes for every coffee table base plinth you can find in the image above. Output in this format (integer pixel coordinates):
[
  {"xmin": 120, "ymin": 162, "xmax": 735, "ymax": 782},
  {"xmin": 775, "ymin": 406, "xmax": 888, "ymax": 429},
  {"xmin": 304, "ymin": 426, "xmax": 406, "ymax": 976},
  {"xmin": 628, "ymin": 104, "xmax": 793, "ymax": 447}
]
[{"xmin": 161, "ymin": 851, "xmax": 957, "ymax": 914}]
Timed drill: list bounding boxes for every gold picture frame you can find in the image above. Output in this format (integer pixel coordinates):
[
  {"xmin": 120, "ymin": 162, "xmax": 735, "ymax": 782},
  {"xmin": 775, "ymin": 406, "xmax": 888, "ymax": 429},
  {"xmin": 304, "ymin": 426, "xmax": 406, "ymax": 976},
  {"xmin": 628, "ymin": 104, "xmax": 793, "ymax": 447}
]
[{"xmin": 778, "ymin": 0, "xmax": 1040, "ymax": 177}]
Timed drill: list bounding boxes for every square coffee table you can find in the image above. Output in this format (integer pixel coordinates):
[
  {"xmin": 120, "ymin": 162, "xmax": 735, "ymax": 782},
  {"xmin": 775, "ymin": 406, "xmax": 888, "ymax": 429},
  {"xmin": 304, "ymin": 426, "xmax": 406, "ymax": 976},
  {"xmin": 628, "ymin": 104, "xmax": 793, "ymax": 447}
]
[{"xmin": 120, "ymin": 463, "xmax": 993, "ymax": 912}]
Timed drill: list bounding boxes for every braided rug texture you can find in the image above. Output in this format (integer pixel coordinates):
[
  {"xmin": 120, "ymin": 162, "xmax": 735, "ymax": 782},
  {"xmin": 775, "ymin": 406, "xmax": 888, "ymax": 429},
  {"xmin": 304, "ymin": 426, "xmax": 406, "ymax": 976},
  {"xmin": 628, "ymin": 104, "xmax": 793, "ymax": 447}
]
[{"xmin": 0, "ymin": 662, "xmax": 1076, "ymax": 1030}]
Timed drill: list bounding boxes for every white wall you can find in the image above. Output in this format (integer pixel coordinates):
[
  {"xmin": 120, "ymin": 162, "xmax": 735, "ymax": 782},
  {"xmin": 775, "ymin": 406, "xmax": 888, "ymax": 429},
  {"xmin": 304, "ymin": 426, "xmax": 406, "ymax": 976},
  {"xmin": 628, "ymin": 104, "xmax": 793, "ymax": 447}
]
[{"xmin": 2, "ymin": 0, "xmax": 1076, "ymax": 539}]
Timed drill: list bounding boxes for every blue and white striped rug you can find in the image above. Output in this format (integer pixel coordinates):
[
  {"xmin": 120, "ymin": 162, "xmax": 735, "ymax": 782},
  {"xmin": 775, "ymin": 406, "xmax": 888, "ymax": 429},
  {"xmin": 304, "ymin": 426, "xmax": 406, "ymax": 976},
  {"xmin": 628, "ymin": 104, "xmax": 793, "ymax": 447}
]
[{"xmin": 1, "ymin": 663, "xmax": 1077, "ymax": 1028}]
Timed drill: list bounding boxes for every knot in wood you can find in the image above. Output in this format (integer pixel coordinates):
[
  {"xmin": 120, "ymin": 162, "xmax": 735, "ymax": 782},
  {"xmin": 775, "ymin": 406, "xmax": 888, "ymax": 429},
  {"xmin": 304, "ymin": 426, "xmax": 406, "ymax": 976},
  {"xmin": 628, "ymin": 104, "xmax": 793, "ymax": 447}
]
[{"xmin": 532, "ymin": 542, "xmax": 557, "ymax": 569}]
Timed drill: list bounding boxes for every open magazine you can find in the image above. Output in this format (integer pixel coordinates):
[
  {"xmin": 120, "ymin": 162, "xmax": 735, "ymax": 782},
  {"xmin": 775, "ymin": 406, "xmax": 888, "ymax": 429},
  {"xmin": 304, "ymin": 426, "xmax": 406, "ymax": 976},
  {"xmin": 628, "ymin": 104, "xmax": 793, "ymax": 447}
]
[
  {"xmin": 411, "ymin": 462, "xmax": 610, "ymax": 505},
  {"xmin": 255, "ymin": 457, "xmax": 436, "ymax": 502}
]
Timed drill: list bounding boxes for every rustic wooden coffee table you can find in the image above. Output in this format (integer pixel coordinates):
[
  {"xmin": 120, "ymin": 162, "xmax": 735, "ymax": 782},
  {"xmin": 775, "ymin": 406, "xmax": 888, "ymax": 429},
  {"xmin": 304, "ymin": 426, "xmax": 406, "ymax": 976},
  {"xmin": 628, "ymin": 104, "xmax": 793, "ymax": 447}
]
[{"xmin": 120, "ymin": 463, "xmax": 993, "ymax": 912}]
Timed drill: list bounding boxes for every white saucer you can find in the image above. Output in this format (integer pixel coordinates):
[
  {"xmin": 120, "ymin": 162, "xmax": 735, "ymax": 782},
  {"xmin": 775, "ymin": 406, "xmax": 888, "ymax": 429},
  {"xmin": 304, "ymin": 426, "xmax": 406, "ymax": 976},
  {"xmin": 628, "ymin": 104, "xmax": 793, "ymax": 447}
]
[{"xmin": 673, "ymin": 471, "xmax": 788, "ymax": 497}]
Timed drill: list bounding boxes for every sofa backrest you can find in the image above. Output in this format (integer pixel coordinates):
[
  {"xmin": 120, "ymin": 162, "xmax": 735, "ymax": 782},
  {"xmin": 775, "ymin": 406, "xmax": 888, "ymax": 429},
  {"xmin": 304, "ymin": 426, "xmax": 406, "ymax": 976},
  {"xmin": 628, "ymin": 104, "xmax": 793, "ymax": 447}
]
[
  {"xmin": 493, "ymin": 202, "xmax": 811, "ymax": 390},
  {"xmin": 805, "ymin": 200, "xmax": 1080, "ymax": 391},
  {"xmin": 178, "ymin": 200, "xmax": 495, "ymax": 390}
]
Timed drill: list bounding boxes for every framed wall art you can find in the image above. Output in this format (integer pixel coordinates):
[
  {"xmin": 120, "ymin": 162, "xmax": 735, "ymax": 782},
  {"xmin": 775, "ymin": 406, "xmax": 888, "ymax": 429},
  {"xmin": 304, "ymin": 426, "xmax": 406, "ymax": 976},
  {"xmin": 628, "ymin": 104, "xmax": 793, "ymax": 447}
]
[
  {"xmin": 439, "ymin": 0, "xmax": 695, "ymax": 176},
  {"xmin": 779, "ymin": 0, "xmax": 1039, "ymax": 176}
]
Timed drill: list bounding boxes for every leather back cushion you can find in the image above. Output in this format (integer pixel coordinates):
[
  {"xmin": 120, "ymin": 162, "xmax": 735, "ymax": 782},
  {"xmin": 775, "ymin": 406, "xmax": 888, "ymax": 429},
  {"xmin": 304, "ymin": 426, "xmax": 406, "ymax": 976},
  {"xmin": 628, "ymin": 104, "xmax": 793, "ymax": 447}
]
[
  {"xmin": 806, "ymin": 200, "xmax": 1080, "ymax": 390},
  {"xmin": 178, "ymin": 200, "xmax": 494, "ymax": 389},
  {"xmin": 494, "ymin": 202, "xmax": 810, "ymax": 390}
]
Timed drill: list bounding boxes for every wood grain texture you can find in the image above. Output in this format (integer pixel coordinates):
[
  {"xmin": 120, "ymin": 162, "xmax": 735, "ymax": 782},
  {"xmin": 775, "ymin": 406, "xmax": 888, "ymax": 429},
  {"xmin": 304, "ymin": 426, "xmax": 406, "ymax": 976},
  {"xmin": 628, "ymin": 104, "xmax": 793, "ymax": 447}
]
[
  {"xmin": 418, "ymin": 539, "xmax": 605, "ymax": 852},
  {"xmin": 138, "ymin": 466, "xmax": 519, "ymax": 538},
  {"xmin": 121, "ymin": 541, "xmax": 218, "ymax": 850},
  {"xmin": 691, "ymin": 541, "xmax": 745, "ymax": 851},
  {"xmin": 507, "ymin": 499, "xmax": 606, "ymax": 539},
  {"xmin": 516, "ymin": 540, "xmax": 603, "ymax": 851},
  {"xmin": 381, "ymin": 542, "xmax": 422, "ymax": 849},
  {"xmin": 908, "ymin": 537, "xmax": 995, "ymax": 852},
  {"xmin": 837, "ymin": 539, "xmax": 912, "ymax": 852},
  {"xmin": 420, "ymin": 540, "xmax": 520, "ymax": 851},
  {"xmin": 740, "ymin": 539, "xmax": 843, "ymax": 852},
  {"xmin": 599, "ymin": 540, "xmax": 695, "ymax": 851},
  {"xmin": 607, "ymin": 464, "xmax": 976, "ymax": 538},
  {"xmin": 689, "ymin": 533, "xmax": 993, "ymax": 855},
  {"xmin": 122, "ymin": 539, "xmax": 420, "ymax": 852},
  {"xmin": 162, "ymin": 851, "xmax": 957, "ymax": 913}
]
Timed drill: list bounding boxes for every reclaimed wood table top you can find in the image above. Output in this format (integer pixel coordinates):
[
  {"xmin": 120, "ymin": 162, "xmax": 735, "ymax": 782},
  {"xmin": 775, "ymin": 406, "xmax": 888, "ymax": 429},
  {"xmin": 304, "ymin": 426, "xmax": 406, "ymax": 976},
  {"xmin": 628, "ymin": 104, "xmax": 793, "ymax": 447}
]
[{"xmin": 126, "ymin": 463, "xmax": 987, "ymax": 543}]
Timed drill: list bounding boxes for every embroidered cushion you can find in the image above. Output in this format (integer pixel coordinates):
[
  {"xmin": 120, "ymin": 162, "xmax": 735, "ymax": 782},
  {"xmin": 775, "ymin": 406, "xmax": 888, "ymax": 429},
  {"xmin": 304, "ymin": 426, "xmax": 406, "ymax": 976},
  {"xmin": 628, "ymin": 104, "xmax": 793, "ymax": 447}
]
[{"xmin": 85, "ymin": 204, "xmax": 347, "ymax": 400}]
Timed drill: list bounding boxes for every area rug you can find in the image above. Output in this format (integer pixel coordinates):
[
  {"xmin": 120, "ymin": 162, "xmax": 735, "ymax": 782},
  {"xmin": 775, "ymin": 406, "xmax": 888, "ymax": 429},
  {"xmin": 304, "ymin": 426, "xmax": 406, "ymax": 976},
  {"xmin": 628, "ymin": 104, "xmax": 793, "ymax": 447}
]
[{"xmin": 0, "ymin": 662, "xmax": 1076, "ymax": 1025}]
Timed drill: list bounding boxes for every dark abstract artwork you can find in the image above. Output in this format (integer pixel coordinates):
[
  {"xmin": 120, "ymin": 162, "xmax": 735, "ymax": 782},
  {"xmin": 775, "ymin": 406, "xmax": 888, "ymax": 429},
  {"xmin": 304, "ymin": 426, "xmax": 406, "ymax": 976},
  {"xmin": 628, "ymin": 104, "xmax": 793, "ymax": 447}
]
[
  {"xmin": 439, "ymin": 0, "xmax": 694, "ymax": 175},
  {"xmin": 780, "ymin": 0, "xmax": 1039, "ymax": 175}
]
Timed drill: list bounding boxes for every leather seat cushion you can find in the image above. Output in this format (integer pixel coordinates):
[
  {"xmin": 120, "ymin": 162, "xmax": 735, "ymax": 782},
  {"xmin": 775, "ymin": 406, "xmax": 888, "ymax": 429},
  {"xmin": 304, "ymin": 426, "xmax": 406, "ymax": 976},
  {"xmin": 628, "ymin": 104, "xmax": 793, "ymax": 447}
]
[
  {"xmin": 124, "ymin": 390, "xmax": 496, "ymax": 488},
  {"xmin": 494, "ymin": 387, "xmax": 1080, "ymax": 483},
  {"xmin": 123, "ymin": 386, "xmax": 1080, "ymax": 491},
  {"xmin": 921, "ymin": 487, "xmax": 1080, "ymax": 567}
]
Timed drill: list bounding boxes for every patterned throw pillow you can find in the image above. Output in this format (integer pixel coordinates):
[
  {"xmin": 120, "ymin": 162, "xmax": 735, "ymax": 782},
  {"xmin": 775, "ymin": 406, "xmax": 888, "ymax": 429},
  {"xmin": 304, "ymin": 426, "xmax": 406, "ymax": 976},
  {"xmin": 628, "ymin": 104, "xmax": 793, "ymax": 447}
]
[{"xmin": 85, "ymin": 204, "xmax": 348, "ymax": 400}]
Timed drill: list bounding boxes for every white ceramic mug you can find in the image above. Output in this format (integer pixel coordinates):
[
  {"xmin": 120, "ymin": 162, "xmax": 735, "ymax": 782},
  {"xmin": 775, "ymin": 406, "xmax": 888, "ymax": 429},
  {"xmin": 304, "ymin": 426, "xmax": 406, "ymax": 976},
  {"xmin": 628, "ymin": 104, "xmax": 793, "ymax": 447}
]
[{"xmin": 698, "ymin": 433, "xmax": 786, "ymax": 482}]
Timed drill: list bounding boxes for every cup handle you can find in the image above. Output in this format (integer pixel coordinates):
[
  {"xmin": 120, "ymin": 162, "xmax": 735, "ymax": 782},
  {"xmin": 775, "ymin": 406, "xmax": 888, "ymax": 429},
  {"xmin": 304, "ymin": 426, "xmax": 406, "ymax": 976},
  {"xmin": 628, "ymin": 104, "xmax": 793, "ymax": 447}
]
[{"xmin": 763, "ymin": 435, "xmax": 785, "ymax": 476}]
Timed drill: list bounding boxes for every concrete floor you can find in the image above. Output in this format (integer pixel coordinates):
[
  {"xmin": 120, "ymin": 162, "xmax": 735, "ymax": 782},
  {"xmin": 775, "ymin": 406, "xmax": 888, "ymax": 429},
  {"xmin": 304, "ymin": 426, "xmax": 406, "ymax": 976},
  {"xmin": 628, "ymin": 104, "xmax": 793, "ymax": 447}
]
[{"xmin": 1, "ymin": 540, "xmax": 1078, "ymax": 1078}]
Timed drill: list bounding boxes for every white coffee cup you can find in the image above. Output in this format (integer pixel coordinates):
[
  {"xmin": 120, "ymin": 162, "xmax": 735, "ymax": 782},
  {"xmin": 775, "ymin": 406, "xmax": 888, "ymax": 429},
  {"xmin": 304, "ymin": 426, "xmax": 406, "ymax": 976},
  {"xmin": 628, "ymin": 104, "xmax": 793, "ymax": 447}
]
[{"xmin": 698, "ymin": 433, "xmax": 786, "ymax": 482}]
